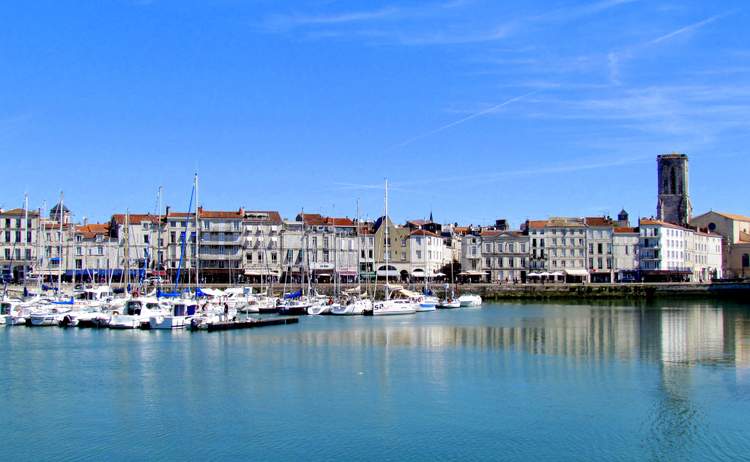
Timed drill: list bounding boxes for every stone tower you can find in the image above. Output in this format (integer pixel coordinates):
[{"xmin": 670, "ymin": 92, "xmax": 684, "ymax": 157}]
[{"xmin": 656, "ymin": 153, "xmax": 692, "ymax": 226}]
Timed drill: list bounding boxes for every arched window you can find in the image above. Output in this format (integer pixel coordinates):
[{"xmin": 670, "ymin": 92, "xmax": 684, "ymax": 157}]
[
  {"xmin": 670, "ymin": 167, "xmax": 677, "ymax": 194},
  {"xmin": 742, "ymin": 254, "xmax": 749, "ymax": 268}
]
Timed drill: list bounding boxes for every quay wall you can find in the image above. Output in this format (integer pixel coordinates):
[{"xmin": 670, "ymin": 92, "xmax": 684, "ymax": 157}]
[{"xmin": 8, "ymin": 282, "xmax": 750, "ymax": 301}]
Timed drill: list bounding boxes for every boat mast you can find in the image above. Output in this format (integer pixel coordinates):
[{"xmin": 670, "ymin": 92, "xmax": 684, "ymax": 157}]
[
  {"xmin": 124, "ymin": 209, "xmax": 130, "ymax": 291},
  {"xmin": 157, "ymin": 186, "xmax": 163, "ymax": 291},
  {"xmin": 356, "ymin": 199, "xmax": 360, "ymax": 290},
  {"xmin": 36, "ymin": 205, "xmax": 42, "ymax": 294},
  {"xmin": 57, "ymin": 191, "xmax": 64, "ymax": 293},
  {"xmin": 194, "ymin": 173, "xmax": 200, "ymax": 292},
  {"xmin": 384, "ymin": 179, "xmax": 389, "ymax": 301},
  {"xmin": 23, "ymin": 193, "xmax": 28, "ymax": 289}
]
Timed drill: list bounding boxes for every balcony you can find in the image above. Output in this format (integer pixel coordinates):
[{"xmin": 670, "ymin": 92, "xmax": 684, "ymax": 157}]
[
  {"xmin": 201, "ymin": 235, "xmax": 242, "ymax": 244},
  {"xmin": 199, "ymin": 253, "xmax": 242, "ymax": 261}
]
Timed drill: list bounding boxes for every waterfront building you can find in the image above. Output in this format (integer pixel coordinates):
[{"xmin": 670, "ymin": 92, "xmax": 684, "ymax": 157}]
[
  {"xmin": 196, "ymin": 208, "xmax": 244, "ymax": 283},
  {"xmin": 409, "ymin": 229, "xmax": 445, "ymax": 281},
  {"xmin": 613, "ymin": 226, "xmax": 639, "ymax": 282},
  {"xmin": 0, "ymin": 207, "xmax": 40, "ymax": 282},
  {"xmin": 639, "ymin": 219, "xmax": 722, "ymax": 281},
  {"xmin": 165, "ymin": 210, "xmax": 198, "ymax": 282},
  {"xmin": 280, "ymin": 219, "xmax": 305, "ymax": 284},
  {"xmin": 476, "ymin": 230, "xmax": 529, "ymax": 283},
  {"xmin": 526, "ymin": 220, "xmax": 547, "ymax": 274},
  {"xmin": 357, "ymin": 221, "xmax": 376, "ymax": 282},
  {"xmin": 373, "ymin": 216, "xmax": 411, "ymax": 281},
  {"xmin": 109, "ymin": 213, "xmax": 163, "ymax": 278},
  {"xmin": 459, "ymin": 230, "xmax": 484, "ymax": 282},
  {"xmin": 243, "ymin": 210, "xmax": 283, "ymax": 284},
  {"xmin": 297, "ymin": 213, "xmax": 358, "ymax": 283},
  {"xmin": 584, "ymin": 216, "xmax": 615, "ymax": 283},
  {"xmin": 690, "ymin": 211, "xmax": 750, "ymax": 279},
  {"xmin": 542, "ymin": 217, "xmax": 588, "ymax": 282},
  {"xmin": 71, "ymin": 223, "xmax": 119, "ymax": 281}
]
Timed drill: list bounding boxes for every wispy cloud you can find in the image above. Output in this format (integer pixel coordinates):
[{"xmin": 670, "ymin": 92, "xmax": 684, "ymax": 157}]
[
  {"xmin": 646, "ymin": 13, "xmax": 725, "ymax": 46},
  {"xmin": 389, "ymin": 90, "xmax": 540, "ymax": 149},
  {"xmin": 263, "ymin": 7, "xmax": 399, "ymax": 31},
  {"xmin": 261, "ymin": 0, "xmax": 636, "ymax": 46},
  {"xmin": 606, "ymin": 12, "xmax": 730, "ymax": 85},
  {"xmin": 534, "ymin": 0, "xmax": 639, "ymax": 23}
]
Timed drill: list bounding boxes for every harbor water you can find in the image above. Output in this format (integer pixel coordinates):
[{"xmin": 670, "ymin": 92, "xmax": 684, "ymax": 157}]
[{"xmin": 2, "ymin": 300, "xmax": 750, "ymax": 461}]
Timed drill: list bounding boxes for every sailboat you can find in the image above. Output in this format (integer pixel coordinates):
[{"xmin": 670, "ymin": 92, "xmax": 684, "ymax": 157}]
[
  {"xmin": 151, "ymin": 176, "xmax": 200, "ymax": 329},
  {"xmin": 367, "ymin": 180, "xmax": 417, "ymax": 316},
  {"xmin": 437, "ymin": 263, "xmax": 460, "ymax": 309}
]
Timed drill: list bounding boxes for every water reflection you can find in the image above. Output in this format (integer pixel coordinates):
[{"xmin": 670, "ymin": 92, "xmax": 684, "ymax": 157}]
[{"xmin": 210, "ymin": 302, "xmax": 749, "ymax": 369}]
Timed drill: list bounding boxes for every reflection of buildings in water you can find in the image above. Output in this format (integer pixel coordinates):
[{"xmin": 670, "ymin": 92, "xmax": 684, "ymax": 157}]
[
  {"xmin": 733, "ymin": 317, "xmax": 750, "ymax": 368},
  {"xmin": 646, "ymin": 365, "xmax": 701, "ymax": 461},
  {"xmin": 658, "ymin": 306, "xmax": 724, "ymax": 365}
]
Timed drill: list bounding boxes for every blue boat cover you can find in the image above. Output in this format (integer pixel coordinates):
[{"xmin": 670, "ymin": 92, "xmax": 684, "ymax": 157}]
[{"xmin": 284, "ymin": 290, "xmax": 302, "ymax": 299}]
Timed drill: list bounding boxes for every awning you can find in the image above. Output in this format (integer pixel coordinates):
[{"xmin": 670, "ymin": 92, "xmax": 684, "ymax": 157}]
[
  {"xmin": 459, "ymin": 271, "xmax": 484, "ymax": 277},
  {"xmin": 564, "ymin": 269, "xmax": 589, "ymax": 277},
  {"xmin": 336, "ymin": 270, "xmax": 358, "ymax": 276},
  {"xmin": 244, "ymin": 270, "xmax": 279, "ymax": 276}
]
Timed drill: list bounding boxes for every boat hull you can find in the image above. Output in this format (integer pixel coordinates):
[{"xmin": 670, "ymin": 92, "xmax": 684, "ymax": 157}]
[{"xmin": 149, "ymin": 315, "xmax": 189, "ymax": 330}]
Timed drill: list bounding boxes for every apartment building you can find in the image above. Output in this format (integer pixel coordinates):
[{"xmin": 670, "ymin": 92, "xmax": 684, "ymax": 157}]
[{"xmin": 0, "ymin": 207, "xmax": 40, "ymax": 282}]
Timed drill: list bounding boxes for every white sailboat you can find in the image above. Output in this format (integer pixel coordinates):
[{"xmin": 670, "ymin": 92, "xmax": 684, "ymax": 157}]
[{"xmin": 369, "ymin": 180, "xmax": 416, "ymax": 316}]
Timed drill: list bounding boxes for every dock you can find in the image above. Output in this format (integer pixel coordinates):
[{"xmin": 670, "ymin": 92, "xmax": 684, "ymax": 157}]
[{"xmin": 206, "ymin": 317, "xmax": 299, "ymax": 332}]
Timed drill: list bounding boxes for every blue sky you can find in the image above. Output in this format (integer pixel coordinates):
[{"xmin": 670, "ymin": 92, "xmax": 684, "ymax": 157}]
[{"xmin": 1, "ymin": 0, "xmax": 748, "ymax": 227}]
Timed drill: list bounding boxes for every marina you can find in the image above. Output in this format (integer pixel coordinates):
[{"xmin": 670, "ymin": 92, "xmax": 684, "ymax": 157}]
[{"xmin": 2, "ymin": 299, "xmax": 749, "ymax": 461}]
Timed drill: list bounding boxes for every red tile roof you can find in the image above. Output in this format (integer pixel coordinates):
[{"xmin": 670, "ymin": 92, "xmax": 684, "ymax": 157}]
[
  {"xmin": 298, "ymin": 213, "xmax": 353, "ymax": 227},
  {"xmin": 112, "ymin": 213, "xmax": 161, "ymax": 225},
  {"xmin": 614, "ymin": 227, "xmax": 638, "ymax": 234},
  {"xmin": 527, "ymin": 220, "xmax": 547, "ymax": 229},
  {"xmin": 197, "ymin": 207, "xmax": 244, "ymax": 219},
  {"xmin": 410, "ymin": 229, "xmax": 439, "ymax": 238},
  {"xmin": 324, "ymin": 217, "xmax": 355, "ymax": 226},
  {"xmin": 244, "ymin": 211, "xmax": 282, "ymax": 224},
  {"xmin": 584, "ymin": 217, "xmax": 613, "ymax": 227},
  {"xmin": 0, "ymin": 208, "xmax": 40, "ymax": 217},
  {"xmin": 76, "ymin": 223, "xmax": 110, "ymax": 238}
]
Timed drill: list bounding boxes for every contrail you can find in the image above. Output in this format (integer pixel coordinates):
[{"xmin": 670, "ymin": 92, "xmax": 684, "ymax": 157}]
[{"xmin": 389, "ymin": 89, "xmax": 541, "ymax": 149}]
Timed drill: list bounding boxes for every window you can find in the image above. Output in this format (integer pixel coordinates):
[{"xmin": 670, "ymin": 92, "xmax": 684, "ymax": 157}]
[
  {"xmin": 15, "ymin": 231, "xmax": 21, "ymax": 242},
  {"xmin": 271, "ymin": 252, "xmax": 277, "ymax": 263},
  {"xmin": 27, "ymin": 231, "xmax": 32, "ymax": 243},
  {"xmin": 25, "ymin": 249, "xmax": 31, "ymax": 259},
  {"xmin": 144, "ymin": 235, "xmax": 150, "ymax": 244},
  {"xmin": 416, "ymin": 250, "xmax": 422, "ymax": 259},
  {"xmin": 401, "ymin": 239, "xmax": 406, "ymax": 247},
  {"xmin": 743, "ymin": 254, "xmax": 750, "ymax": 268}
]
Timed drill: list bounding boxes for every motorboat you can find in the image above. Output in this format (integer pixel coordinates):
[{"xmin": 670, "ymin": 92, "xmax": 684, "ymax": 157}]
[
  {"xmin": 437, "ymin": 298, "xmax": 461, "ymax": 309},
  {"xmin": 60, "ymin": 306, "xmax": 109, "ymax": 328},
  {"xmin": 29, "ymin": 304, "xmax": 73, "ymax": 326},
  {"xmin": 0, "ymin": 299, "xmax": 25, "ymax": 325},
  {"xmin": 149, "ymin": 300, "xmax": 197, "ymax": 329},
  {"xmin": 417, "ymin": 295, "xmax": 438, "ymax": 312},
  {"xmin": 277, "ymin": 296, "xmax": 311, "ymax": 316},
  {"xmin": 109, "ymin": 297, "xmax": 169, "ymax": 329},
  {"xmin": 458, "ymin": 294, "xmax": 482, "ymax": 307}
]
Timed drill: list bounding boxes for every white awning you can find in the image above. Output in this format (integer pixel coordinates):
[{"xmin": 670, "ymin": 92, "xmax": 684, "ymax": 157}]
[{"xmin": 564, "ymin": 269, "xmax": 589, "ymax": 276}]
